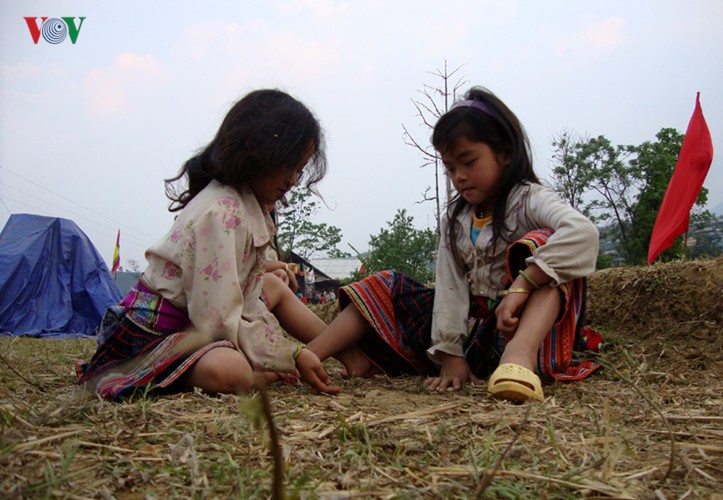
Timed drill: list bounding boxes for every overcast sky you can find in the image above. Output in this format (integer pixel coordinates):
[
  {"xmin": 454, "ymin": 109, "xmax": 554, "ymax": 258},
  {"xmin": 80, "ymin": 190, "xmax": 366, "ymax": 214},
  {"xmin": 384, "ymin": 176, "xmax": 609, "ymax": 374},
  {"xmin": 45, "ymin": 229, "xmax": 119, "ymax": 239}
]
[{"xmin": 1, "ymin": 0, "xmax": 722, "ymax": 270}]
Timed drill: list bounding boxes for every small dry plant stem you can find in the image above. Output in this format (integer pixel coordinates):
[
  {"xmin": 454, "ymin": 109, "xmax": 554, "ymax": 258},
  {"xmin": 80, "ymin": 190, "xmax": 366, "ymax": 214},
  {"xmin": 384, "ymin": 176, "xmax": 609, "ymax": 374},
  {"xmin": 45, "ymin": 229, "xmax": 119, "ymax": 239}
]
[
  {"xmin": 0, "ymin": 348, "xmax": 46, "ymax": 392},
  {"xmin": 253, "ymin": 375, "xmax": 285, "ymax": 500},
  {"xmin": 597, "ymin": 354, "xmax": 676, "ymax": 482},
  {"xmin": 474, "ymin": 404, "xmax": 532, "ymax": 498}
]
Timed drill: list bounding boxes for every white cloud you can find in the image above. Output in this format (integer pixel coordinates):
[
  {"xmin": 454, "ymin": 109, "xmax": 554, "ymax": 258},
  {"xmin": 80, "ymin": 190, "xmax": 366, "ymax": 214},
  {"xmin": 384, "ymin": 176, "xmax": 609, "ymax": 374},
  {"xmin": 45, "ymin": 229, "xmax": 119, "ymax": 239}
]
[
  {"xmin": 176, "ymin": 18, "xmax": 341, "ymax": 101},
  {"xmin": 273, "ymin": 0, "xmax": 349, "ymax": 23},
  {"xmin": 0, "ymin": 62, "xmax": 68, "ymax": 80},
  {"xmin": 556, "ymin": 16, "xmax": 626, "ymax": 57},
  {"xmin": 259, "ymin": 36, "xmax": 341, "ymax": 78},
  {"xmin": 83, "ymin": 53, "xmax": 171, "ymax": 118},
  {"xmin": 181, "ymin": 20, "xmax": 257, "ymax": 62}
]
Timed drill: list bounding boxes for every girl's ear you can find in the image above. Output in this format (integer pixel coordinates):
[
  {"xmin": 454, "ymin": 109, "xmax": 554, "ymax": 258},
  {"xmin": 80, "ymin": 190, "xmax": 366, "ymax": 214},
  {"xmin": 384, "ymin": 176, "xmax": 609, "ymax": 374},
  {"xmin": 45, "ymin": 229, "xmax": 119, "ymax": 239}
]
[{"xmin": 498, "ymin": 150, "xmax": 512, "ymax": 167}]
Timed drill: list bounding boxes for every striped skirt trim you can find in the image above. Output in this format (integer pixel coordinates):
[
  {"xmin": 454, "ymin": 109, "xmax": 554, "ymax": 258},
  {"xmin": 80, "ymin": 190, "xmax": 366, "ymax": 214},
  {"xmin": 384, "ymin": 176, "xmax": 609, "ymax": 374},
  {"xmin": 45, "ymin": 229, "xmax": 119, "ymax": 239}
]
[{"xmin": 338, "ymin": 229, "xmax": 601, "ymax": 383}]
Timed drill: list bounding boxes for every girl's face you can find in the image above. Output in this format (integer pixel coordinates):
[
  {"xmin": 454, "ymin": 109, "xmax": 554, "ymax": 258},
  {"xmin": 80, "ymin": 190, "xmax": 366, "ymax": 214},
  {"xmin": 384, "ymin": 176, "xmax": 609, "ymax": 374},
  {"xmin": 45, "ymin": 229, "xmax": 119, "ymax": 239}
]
[
  {"xmin": 441, "ymin": 137, "xmax": 508, "ymax": 213},
  {"xmin": 249, "ymin": 144, "xmax": 314, "ymax": 208}
]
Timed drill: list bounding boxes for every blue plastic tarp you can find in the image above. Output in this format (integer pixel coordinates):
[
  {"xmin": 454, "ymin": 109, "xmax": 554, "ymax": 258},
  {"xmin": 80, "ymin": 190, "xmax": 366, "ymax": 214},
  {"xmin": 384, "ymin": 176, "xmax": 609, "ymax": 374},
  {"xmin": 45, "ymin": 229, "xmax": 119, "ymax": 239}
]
[{"xmin": 0, "ymin": 214, "xmax": 122, "ymax": 338}]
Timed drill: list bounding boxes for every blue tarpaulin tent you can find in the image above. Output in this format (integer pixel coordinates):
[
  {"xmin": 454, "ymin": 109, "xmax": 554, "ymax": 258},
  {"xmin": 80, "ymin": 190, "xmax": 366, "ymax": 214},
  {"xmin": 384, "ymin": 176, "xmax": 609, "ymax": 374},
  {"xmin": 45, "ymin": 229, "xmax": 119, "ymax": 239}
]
[{"xmin": 0, "ymin": 214, "xmax": 122, "ymax": 338}]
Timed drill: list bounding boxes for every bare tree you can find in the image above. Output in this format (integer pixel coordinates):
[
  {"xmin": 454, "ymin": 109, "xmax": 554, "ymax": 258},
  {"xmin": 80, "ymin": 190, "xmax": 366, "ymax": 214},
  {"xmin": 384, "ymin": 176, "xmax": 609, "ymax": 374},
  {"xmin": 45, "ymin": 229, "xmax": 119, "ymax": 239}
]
[{"xmin": 402, "ymin": 60, "xmax": 468, "ymax": 237}]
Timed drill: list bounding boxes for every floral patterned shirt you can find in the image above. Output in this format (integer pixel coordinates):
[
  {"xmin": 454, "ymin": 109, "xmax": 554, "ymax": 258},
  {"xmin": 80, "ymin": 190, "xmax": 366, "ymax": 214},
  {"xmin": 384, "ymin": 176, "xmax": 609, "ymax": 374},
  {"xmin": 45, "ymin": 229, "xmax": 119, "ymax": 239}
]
[{"xmin": 142, "ymin": 180, "xmax": 298, "ymax": 372}]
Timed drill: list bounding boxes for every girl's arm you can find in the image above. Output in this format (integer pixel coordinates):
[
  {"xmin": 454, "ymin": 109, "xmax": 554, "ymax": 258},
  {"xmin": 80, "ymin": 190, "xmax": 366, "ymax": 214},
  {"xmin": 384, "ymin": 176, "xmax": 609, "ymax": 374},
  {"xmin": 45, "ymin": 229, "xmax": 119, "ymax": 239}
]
[
  {"xmin": 525, "ymin": 185, "xmax": 599, "ymax": 285},
  {"xmin": 425, "ymin": 215, "xmax": 482, "ymax": 391},
  {"xmin": 182, "ymin": 209, "xmax": 300, "ymax": 374},
  {"xmin": 495, "ymin": 262, "xmax": 549, "ymax": 334},
  {"xmin": 428, "ymin": 216, "xmax": 471, "ymax": 361}
]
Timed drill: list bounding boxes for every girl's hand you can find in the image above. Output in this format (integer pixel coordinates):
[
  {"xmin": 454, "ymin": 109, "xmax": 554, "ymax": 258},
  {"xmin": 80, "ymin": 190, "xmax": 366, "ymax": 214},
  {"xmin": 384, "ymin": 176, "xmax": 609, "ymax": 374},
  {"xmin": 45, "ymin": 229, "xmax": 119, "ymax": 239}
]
[
  {"xmin": 496, "ymin": 292, "xmax": 529, "ymax": 335},
  {"xmin": 295, "ymin": 348, "xmax": 341, "ymax": 394},
  {"xmin": 264, "ymin": 261, "xmax": 298, "ymax": 292},
  {"xmin": 424, "ymin": 353, "xmax": 481, "ymax": 393}
]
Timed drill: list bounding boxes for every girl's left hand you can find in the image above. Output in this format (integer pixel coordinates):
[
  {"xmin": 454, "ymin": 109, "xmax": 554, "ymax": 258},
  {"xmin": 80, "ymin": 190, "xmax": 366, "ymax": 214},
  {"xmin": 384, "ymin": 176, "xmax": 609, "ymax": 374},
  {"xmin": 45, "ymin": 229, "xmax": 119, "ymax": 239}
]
[
  {"xmin": 295, "ymin": 348, "xmax": 341, "ymax": 395},
  {"xmin": 264, "ymin": 260, "xmax": 298, "ymax": 292},
  {"xmin": 496, "ymin": 292, "xmax": 529, "ymax": 334},
  {"xmin": 424, "ymin": 353, "xmax": 481, "ymax": 392}
]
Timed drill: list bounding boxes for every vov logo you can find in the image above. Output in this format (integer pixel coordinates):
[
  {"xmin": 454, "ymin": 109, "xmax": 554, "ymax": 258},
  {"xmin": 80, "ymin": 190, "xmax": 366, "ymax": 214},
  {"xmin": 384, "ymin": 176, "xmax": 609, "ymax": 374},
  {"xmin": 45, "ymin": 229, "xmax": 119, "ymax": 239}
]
[{"xmin": 24, "ymin": 17, "xmax": 86, "ymax": 45}]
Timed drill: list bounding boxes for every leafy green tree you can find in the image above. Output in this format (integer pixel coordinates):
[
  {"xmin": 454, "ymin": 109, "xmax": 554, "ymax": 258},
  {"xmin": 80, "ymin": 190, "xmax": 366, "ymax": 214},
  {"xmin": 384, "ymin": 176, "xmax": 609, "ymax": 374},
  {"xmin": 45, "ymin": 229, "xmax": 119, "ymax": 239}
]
[
  {"xmin": 624, "ymin": 128, "xmax": 687, "ymax": 262},
  {"xmin": 689, "ymin": 213, "xmax": 723, "ymax": 259},
  {"xmin": 365, "ymin": 209, "xmax": 437, "ymax": 283},
  {"xmin": 275, "ymin": 186, "xmax": 349, "ymax": 260},
  {"xmin": 550, "ymin": 129, "xmax": 591, "ymax": 213},
  {"xmin": 578, "ymin": 135, "xmax": 640, "ymax": 261}
]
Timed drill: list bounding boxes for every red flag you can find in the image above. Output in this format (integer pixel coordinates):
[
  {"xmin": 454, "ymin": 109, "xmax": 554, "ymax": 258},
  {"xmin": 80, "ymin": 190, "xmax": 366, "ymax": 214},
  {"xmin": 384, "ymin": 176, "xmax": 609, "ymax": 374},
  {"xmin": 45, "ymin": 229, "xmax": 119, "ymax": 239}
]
[
  {"xmin": 111, "ymin": 230, "xmax": 121, "ymax": 273},
  {"xmin": 647, "ymin": 93, "xmax": 713, "ymax": 264}
]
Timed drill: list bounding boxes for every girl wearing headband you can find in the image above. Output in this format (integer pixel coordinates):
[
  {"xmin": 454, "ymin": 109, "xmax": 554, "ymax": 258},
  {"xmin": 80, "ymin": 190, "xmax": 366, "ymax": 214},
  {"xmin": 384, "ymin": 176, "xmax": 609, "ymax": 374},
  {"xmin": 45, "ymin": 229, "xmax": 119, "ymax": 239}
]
[{"xmin": 307, "ymin": 86, "xmax": 601, "ymax": 402}]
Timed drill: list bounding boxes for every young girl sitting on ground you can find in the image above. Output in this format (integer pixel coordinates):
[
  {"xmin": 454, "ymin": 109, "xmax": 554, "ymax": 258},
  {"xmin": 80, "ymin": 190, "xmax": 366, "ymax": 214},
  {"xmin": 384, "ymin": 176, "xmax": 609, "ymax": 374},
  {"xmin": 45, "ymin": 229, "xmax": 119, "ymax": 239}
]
[
  {"xmin": 77, "ymin": 89, "xmax": 340, "ymax": 401},
  {"xmin": 306, "ymin": 86, "xmax": 601, "ymax": 402}
]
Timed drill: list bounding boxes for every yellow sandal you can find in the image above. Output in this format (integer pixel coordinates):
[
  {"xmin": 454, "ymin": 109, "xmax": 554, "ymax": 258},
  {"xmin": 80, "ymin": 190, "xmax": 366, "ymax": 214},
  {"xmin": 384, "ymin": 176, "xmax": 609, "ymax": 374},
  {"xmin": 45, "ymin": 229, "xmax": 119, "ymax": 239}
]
[{"xmin": 488, "ymin": 363, "xmax": 544, "ymax": 402}]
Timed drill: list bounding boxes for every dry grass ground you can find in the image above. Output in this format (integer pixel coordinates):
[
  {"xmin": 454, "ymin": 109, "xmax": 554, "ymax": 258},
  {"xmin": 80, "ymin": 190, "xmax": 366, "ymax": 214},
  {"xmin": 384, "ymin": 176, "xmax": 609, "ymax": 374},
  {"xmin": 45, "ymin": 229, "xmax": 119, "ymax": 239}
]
[{"xmin": 1, "ymin": 257, "xmax": 721, "ymax": 499}]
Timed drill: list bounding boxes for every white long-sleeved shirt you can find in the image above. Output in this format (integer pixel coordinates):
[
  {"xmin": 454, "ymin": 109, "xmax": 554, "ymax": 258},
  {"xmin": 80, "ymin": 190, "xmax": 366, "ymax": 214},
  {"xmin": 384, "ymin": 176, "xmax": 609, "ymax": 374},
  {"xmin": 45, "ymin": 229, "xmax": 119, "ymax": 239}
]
[{"xmin": 428, "ymin": 182, "xmax": 599, "ymax": 361}]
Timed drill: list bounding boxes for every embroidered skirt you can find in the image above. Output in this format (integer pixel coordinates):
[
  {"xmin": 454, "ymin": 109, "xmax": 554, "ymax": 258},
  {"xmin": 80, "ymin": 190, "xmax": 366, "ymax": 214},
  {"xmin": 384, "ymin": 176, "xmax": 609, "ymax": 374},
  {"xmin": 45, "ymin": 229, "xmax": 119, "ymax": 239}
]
[
  {"xmin": 340, "ymin": 229, "xmax": 601, "ymax": 383},
  {"xmin": 76, "ymin": 280, "xmax": 235, "ymax": 401}
]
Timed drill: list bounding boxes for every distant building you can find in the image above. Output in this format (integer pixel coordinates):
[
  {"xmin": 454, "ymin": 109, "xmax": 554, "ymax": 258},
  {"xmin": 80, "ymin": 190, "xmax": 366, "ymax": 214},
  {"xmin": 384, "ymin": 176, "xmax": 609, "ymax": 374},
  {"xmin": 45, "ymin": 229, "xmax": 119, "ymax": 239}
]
[
  {"xmin": 309, "ymin": 257, "xmax": 363, "ymax": 281},
  {"xmin": 282, "ymin": 254, "xmax": 363, "ymax": 299},
  {"xmin": 113, "ymin": 255, "xmax": 366, "ymax": 300}
]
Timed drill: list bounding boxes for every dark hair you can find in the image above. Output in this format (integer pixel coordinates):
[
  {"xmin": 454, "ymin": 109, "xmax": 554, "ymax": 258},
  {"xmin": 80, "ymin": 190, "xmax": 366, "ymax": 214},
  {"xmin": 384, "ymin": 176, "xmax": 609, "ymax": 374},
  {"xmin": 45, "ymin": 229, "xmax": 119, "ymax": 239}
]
[
  {"xmin": 165, "ymin": 89, "xmax": 327, "ymax": 211},
  {"xmin": 432, "ymin": 86, "xmax": 539, "ymax": 266}
]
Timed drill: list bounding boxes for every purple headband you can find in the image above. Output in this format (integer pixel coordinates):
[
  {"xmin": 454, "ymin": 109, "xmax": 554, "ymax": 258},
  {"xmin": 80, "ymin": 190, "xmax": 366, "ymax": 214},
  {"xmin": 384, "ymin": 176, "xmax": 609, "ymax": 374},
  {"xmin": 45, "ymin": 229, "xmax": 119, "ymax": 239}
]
[{"xmin": 451, "ymin": 99, "xmax": 495, "ymax": 117}]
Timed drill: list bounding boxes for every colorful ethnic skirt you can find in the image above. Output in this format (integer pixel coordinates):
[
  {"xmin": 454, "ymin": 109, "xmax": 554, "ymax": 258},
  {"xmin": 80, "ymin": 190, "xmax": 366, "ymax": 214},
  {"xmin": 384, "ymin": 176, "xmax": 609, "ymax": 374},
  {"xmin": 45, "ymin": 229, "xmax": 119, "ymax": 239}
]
[
  {"xmin": 76, "ymin": 280, "xmax": 235, "ymax": 401},
  {"xmin": 341, "ymin": 229, "xmax": 601, "ymax": 384}
]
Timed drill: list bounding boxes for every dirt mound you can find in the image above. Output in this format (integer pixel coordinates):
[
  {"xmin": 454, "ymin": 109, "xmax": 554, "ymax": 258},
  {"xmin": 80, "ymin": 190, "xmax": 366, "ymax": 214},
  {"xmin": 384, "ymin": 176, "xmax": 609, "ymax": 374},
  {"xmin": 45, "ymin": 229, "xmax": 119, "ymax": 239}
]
[
  {"xmin": 587, "ymin": 257, "xmax": 722, "ymax": 374},
  {"xmin": 587, "ymin": 256, "xmax": 722, "ymax": 337}
]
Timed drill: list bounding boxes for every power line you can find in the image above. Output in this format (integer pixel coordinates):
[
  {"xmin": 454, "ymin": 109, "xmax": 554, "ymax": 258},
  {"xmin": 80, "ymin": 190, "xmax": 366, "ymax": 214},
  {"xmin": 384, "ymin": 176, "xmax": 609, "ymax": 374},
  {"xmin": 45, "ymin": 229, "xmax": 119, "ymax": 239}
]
[
  {"xmin": 0, "ymin": 165, "xmax": 160, "ymax": 241},
  {"xmin": 0, "ymin": 197, "xmax": 11, "ymax": 215},
  {"xmin": 0, "ymin": 191, "xmax": 154, "ymax": 251}
]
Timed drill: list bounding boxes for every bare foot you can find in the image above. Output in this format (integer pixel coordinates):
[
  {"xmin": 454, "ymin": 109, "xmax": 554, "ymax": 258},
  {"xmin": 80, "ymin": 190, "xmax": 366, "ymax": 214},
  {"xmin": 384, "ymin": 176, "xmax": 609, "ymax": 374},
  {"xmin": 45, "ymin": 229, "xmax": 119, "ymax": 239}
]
[
  {"xmin": 498, "ymin": 337, "xmax": 539, "ymax": 374},
  {"xmin": 336, "ymin": 346, "xmax": 374, "ymax": 378},
  {"xmin": 256, "ymin": 371, "xmax": 297, "ymax": 385}
]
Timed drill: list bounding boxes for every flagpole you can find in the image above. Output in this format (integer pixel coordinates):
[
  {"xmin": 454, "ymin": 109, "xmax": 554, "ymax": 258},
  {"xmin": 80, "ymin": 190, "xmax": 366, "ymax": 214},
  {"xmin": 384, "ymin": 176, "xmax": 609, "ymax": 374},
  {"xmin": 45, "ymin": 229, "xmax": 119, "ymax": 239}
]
[
  {"xmin": 681, "ymin": 230, "xmax": 688, "ymax": 261},
  {"xmin": 112, "ymin": 229, "xmax": 121, "ymax": 278}
]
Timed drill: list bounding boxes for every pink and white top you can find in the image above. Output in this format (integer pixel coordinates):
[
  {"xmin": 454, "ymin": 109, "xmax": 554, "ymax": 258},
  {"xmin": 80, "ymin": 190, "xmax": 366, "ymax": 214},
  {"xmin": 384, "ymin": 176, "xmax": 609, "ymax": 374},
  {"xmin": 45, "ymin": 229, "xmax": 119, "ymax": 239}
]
[{"xmin": 142, "ymin": 179, "xmax": 298, "ymax": 373}]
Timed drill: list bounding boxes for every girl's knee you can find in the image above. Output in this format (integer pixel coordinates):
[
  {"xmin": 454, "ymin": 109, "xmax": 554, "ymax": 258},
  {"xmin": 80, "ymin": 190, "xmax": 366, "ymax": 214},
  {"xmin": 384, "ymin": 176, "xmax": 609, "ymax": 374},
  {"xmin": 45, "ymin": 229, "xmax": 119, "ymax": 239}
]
[
  {"xmin": 206, "ymin": 363, "xmax": 254, "ymax": 394},
  {"xmin": 188, "ymin": 348, "xmax": 254, "ymax": 394},
  {"xmin": 263, "ymin": 272, "xmax": 293, "ymax": 310}
]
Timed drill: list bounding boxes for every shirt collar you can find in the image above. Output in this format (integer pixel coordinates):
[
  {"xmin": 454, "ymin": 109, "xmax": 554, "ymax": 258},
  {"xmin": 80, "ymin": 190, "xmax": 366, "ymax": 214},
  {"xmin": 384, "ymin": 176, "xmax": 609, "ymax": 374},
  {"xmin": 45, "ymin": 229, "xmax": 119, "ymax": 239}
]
[{"xmin": 236, "ymin": 184, "xmax": 275, "ymax": 248}]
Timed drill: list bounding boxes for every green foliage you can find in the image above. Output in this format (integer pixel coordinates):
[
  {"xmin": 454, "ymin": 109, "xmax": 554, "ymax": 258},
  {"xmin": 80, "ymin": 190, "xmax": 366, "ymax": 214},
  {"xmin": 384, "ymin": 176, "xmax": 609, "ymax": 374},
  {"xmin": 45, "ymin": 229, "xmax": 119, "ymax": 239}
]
[
  {"xmin": 364, "ymin": 209, "xmax": 437, "ymax": 282},
  {"xmin": 689, "ymin": 211, "xmax": 722, "ymax": 259},
  {"xmin": 275, "ymin": 185, "xmax": 349, "ymax": 260},
  {"xmin": 596, "ymin": 252, "xmax": 614, "ymax": 270},
  {"xmin": 550, "ymin": 128, "xmax": 591, "ymax": 213},
  {"xmin": 550, "ymin": 127, "xmax": 711, "ymax": 265}
]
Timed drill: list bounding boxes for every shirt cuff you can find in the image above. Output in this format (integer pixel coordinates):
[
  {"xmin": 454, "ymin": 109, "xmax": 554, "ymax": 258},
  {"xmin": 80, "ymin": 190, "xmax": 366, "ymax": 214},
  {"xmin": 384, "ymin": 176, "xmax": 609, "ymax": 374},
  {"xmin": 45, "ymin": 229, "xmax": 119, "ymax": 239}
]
[{"xmin": 426, "ymin": 341, "xmax": 465, "ymax": 364}]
